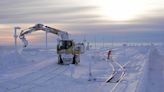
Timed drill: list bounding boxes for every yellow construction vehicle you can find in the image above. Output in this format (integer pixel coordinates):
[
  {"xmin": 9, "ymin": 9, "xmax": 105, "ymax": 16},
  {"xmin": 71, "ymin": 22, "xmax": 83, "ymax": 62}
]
[{"xmin": 19, "ymin": 24, "xmax": 84, "ymax": 64}]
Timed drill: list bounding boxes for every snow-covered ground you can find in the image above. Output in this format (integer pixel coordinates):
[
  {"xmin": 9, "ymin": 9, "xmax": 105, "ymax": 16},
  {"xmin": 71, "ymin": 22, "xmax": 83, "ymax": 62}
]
[{"xmin": 0, "ymin": 44, "xmax": 163, "ymax": 92}]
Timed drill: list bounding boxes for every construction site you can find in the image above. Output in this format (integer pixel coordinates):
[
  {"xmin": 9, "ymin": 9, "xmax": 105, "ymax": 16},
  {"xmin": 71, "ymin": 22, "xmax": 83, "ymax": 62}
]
[
  {"xmin": 0, "ymin": 24, "xmax": 163, "ymax": 92},
  {"xmin": 1, "ymin": 0, "xmax": 164, "ymax": 92}
]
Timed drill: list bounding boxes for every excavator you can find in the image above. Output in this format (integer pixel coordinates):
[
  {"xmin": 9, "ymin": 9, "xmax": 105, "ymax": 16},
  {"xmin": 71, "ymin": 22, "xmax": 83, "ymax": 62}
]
[{"xmin": 19, "ymin": 24, "xmax": 84, "ymax": 64}]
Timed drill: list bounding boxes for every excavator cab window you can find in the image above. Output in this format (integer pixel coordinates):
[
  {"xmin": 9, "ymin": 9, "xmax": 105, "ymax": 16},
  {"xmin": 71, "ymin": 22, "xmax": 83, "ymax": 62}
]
[{"xmin": 58, "ymin": 40, "xmax": 72, "ymax": 50}]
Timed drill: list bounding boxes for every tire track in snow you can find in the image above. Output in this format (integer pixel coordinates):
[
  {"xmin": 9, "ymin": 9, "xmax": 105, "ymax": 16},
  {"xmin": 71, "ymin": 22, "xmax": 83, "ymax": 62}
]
[
  {"xmin": 4, "ymin": 63, "xmax": 69, "ymax": 92},
  {"xmin": 0, "ymin": 53, "xmax": 57, "ymax": 83},
  {"xmin": 26, "ymin": 65, "xmax": 70, "ymax": 92}
]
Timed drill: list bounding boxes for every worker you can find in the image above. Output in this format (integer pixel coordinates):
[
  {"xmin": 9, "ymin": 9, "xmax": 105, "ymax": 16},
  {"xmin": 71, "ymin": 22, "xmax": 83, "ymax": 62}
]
[{"xmin": 107, "ymin": 50, "xmax": 112, "ymax": 60}]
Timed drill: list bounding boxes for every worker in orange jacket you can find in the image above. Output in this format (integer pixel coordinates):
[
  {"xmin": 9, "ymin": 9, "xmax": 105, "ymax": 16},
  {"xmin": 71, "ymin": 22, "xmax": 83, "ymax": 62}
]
[{"xmin": 107, "ymin": 50, "xmax": 112, "ymax": 60}]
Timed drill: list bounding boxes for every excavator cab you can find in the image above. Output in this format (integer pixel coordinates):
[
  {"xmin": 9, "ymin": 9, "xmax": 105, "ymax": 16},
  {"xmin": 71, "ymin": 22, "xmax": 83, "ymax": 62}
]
[
  {"xmin": 57, "ymin": 40, "xmax": 80, "ymax": 64},
  {"xmin": 57, "ymin": 40, "xmax": 77, "ymax": 64},
  {"xmin": 57, "ymin": 40, "xmax": 73, "ymax": 50}
]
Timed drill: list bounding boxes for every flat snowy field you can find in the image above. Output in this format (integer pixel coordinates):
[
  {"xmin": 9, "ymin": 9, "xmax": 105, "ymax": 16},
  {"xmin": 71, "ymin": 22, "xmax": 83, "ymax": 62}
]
[{"xmin": 0, "ymin": 44, "xmax": 163, "ymax": 92}]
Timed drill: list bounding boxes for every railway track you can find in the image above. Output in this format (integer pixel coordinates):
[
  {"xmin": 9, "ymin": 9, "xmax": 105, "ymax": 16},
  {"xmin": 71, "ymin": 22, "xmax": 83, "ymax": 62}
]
[
  {"xmin": 95, "ymin": 47, "xmax": 146, "ymax": 92},
  {"xmin": 106, "ymin": 59, "xmax": 126, "ymax": 92},
  {"xmin": 106, "ymin": 59, "xmax": 125, "ymax": 83},
  {"xmin": 93, "ymin": 48, "xmax": 126, "ymax": 92},
  {"xmin": 95, "ymin": 58, "xmax": 125, "ymax": 92}
]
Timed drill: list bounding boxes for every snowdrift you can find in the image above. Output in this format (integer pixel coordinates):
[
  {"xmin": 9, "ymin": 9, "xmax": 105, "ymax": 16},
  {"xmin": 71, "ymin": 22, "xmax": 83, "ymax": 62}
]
[{"xmin": 137, "ymin": 46, "xmax": 164, "ymax": 92}]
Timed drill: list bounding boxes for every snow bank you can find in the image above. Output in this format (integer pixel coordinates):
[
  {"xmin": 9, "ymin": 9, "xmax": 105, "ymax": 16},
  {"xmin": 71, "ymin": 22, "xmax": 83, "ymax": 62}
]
[
  {"xmin": 145, "ymin": 47, "xmax": 164, "ymax": 92},
  {"xmin": 136, "ymin": 46, "xmax": 164, "ymax": 92},
  {"xmin": 135, "ymin": 53, "xmax": 149, "ymax": 92}
]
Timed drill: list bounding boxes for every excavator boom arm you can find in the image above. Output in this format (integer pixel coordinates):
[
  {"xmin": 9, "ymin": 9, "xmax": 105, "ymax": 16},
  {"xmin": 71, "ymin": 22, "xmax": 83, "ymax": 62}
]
[{"xmin": 19, "ymin": 24, "xmax": 69, "ymax": 47}]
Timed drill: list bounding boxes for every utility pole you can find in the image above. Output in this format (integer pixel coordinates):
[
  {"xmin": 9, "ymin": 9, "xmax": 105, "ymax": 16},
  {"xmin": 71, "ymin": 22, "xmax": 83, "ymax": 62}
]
[
  {"xmin": 88, "ymin": 59, "xmax": 93, "ymax": 81},
  {"xmin": 102, "ymin": 37, "xmax": 104, "ymax": 48},
  {"xmin": 94, "ymin": 36, "xmax": 97, "ymax": 49},
  {"xmin": 83, "ymin": 34, "xmax": 86, "ymax": 43},
  {"xmin": 112, "ymin": 40, "xmax": 114, "ymax": 49},
  {"xmin": 45, "ymin": 31, "xmax": 48, "ymax": 49},
  {"xmin": 14, "ymin": 27, "xmax": 21, "ymax": 49}
]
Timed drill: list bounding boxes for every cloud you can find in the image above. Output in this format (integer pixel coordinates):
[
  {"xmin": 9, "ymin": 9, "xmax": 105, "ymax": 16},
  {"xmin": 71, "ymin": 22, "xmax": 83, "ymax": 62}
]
[
  {"xmin": 0, "ymin": 0, "xmax": 99, "ymax": 24},
  {"xmin": 0, "ymin": 0, "xmax": 164, "ymax": 44}
]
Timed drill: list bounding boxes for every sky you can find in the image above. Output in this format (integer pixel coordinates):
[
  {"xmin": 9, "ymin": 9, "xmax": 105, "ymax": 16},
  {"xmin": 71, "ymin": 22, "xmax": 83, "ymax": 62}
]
[{"xmin": 0, "ymin": 0, "xmax": 164, "ymax": 45}]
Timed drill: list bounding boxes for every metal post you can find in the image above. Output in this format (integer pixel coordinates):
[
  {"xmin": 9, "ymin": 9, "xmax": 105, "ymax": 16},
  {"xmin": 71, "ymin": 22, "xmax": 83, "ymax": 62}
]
[
  {"xmin": 83, "ymin": 34, "xmax": 86, "ymax": 43},
  {"xmin": 45, "ymin": 31, "xmax": 48, "ymax": 49},
  {"xmin": 14, "ymin": 28, "xmax": 17, "ymax": 48},
  {"xmin": 14, "ymin": 27, "xmax": 21, "ymax": 49},
  {"xmin": 94, "ymin": 36, "xmax": 96, "ymax": 49},
  {"xmin": 88, "ymin": 59, "xmax": 92, "ymax": 81},
  {"xmin": 124, "ymin": 44, "xmax": 126, "ymax": 56},
  {"xmin": 102, "ymin": 37, "xmax": 104, "ymax": 48},
  {"xmin": 112, "ymin": 40, "xmax": 114, "ymax": 49}
]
